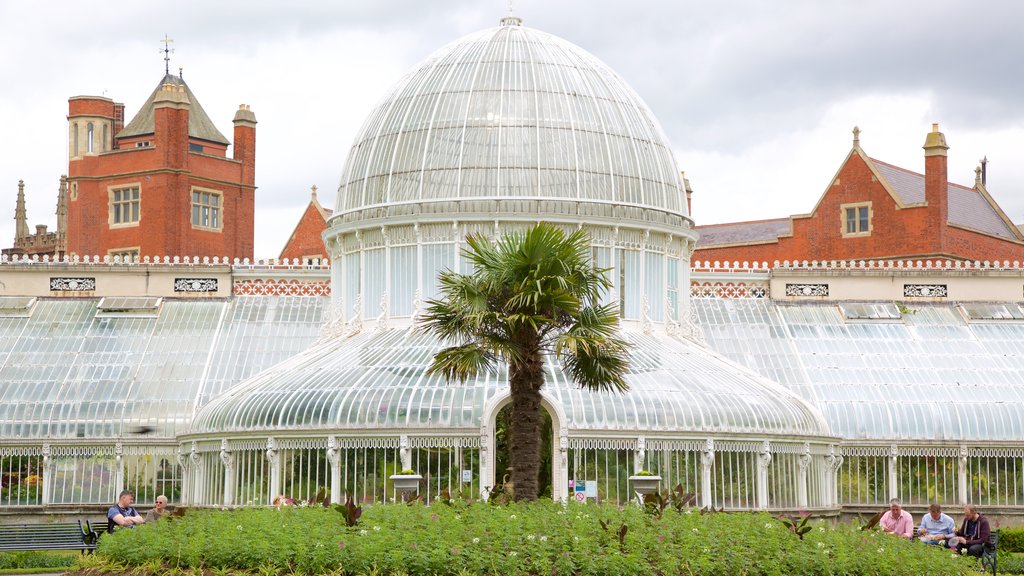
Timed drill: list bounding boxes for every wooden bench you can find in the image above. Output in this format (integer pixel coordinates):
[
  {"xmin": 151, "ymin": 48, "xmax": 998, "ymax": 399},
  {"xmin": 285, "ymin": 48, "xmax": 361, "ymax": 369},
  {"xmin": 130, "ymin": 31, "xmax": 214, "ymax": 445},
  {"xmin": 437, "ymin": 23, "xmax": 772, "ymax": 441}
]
[
  {"xmin": 981, "ymin": 529, "xmax": 998, "ymax": 575},
  {"xmin": 0, "ymin": 520, "xmax": 100, "ymax": 553}
]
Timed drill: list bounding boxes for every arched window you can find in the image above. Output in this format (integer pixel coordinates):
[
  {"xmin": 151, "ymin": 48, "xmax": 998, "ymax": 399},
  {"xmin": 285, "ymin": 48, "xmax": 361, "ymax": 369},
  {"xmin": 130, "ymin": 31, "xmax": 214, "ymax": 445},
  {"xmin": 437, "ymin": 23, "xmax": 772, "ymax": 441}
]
[
  {"xmin": 87, "ymin": 123, "xmax": 94, "ymax": 154},
  {"xmin": 72, "ymin": 123, "xmax": 79, "ymax": 156},
  {"xmin": 102, "ymin": 124, "xmax": 109, "ymax": 152}
]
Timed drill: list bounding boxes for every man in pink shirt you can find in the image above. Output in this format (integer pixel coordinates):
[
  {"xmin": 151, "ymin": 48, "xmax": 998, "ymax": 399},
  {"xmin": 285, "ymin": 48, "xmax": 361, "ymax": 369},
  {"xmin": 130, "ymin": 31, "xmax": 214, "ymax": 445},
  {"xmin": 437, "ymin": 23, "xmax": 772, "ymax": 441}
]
[{"xmin": 880, "ymin": 498, "xmax": 914, "ymax": 539}]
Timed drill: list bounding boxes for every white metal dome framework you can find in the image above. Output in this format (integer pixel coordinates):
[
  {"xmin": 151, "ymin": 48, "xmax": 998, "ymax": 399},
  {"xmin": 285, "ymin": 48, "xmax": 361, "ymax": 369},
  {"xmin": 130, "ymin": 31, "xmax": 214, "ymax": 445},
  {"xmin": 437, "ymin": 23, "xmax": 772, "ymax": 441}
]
[{"xmin": 176, "ymin": 16, "xmax": 841, "ymax": 511}]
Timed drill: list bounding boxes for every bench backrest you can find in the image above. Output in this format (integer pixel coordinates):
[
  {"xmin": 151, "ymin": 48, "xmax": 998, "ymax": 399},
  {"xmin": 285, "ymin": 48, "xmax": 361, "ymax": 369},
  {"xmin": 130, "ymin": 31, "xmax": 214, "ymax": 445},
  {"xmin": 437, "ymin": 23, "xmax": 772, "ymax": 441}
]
[{"xmin": 0, "ymin": 521, "xmax": 96, "ymax": 551}]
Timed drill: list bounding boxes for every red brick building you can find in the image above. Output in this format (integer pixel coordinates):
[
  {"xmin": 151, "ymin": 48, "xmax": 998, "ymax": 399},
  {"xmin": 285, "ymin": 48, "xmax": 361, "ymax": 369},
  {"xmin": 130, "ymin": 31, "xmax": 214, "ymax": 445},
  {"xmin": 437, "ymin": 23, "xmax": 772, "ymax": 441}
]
[
  {"xmin": 65, "ymin": 73, "xmax": 256, "ymax": 260},
  {"xmin": 694, "ymin": 125, "xmax": 1024, "ymax": 265},
  {"xmin": 279, "ymin": 185, "xmax": 332, "ymax": 263}
]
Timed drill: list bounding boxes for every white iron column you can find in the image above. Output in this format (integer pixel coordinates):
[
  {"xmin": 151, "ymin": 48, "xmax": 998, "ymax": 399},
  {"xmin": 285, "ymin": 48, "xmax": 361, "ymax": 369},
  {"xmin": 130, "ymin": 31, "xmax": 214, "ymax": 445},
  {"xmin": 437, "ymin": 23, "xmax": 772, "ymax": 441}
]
[
  {"xmin": 480, "ymin": 424, "xmax": 491, "ymax": 501},
  {"xmin": 266, "ymin": 438, "xmax": 280, "ymax": 505},
  {"xmin": 700, "ymin": 439, "xmax": 714, "ymax": 509},
  {"xmin": 327, "ymin": 436, "xmax": 341, "ymax": 505},
  {"xmin": 220, "ymin": 440, "xmax": 234, "ymax": 507},
  {"xmin": 825, "ymin": 445, "xmax": 843, "ymax": 507},
  {"xmin": 756, "ymin": 441, "xmax": 772, "ymax": 510},
  {"xmin": 797, "ymin": 443, "xmax": 810, "ymax": 509},
  {"xmin": 556, "ymin": 427, "xmax": 568, "ymax": 502},
  {"xmin": 176, "ymin": 448, "xmax": 189, "ymax": 505},
  {"xmin": 887, "ymin": 445, "xmax": 899, "ymax": 501},
  {"xmin": 41, "ymin": 444, "xmax": 52, "ymax": 506},
  {"xmin": 958, "ymin": 445, "xmax": 969, "ymax": 505},
  {"xmin": 189, "ymin": 442, "xmax": 204, "ymax": 505},
  {"xmin": 114, "ymin": 442, "xmax": 125, "ymax": 496}
]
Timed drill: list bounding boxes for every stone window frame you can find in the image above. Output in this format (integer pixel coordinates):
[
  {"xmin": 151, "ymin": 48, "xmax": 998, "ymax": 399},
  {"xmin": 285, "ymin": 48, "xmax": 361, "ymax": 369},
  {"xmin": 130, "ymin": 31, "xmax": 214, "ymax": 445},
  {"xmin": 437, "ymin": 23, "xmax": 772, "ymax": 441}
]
[
  {"xmin": 190, "ymin": 186, "xmax": 224, "ymax": 232},
  {"xmin": 840, "ymin": 201, "xmax": 872, "ymax": 238},
  {"xmin": 108, "ymin": 183, "xmax": 142, "ymax": 228},
  {"xmin": 107, "ymin": 247, "xmax": 141, "ymax": 263}
]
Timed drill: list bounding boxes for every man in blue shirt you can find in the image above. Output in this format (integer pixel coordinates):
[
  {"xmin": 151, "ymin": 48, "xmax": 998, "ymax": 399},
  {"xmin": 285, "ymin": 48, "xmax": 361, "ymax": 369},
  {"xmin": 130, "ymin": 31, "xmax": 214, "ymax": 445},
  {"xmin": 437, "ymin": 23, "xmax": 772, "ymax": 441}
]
[
  {"xmin": 107, "ymin": 489, "xmax": 146, "ymax": 533},
  {"xmin": 917, "ymin": 502, "xmax": 955, "ymax": 545}
]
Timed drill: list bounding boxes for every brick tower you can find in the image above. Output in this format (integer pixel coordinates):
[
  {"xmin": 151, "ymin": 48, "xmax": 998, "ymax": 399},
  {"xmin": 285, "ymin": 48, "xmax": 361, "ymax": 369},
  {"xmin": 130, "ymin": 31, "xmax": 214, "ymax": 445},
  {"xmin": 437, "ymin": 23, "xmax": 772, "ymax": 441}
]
[{"xmin": 66, "ymin": 73, "xmax": 256, "ymax": 260}]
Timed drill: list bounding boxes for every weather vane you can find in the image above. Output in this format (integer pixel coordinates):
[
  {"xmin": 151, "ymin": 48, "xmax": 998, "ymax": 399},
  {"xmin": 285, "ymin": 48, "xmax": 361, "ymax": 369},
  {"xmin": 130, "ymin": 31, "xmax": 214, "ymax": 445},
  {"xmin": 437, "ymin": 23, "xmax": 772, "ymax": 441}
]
[{"xmin": 160, "ymin": 34, "xmax": 174, "ymax": 75}]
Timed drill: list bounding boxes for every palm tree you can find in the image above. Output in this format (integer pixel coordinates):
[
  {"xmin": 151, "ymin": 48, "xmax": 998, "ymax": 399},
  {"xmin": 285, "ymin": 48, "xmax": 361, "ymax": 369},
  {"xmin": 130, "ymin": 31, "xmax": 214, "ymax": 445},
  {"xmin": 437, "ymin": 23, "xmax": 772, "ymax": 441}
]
[{"xmin": 418, "ymin": 223, "xmax": 630, "ymax": 501}]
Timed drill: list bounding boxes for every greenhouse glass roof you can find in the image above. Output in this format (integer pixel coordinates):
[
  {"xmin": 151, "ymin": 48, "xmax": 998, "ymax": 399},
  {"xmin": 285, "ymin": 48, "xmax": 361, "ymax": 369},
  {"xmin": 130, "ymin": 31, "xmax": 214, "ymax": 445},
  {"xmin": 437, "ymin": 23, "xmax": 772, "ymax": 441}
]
[
  {"xmin": 0, "ymin": 297, "xmax": 325, "ymax": 439},
  {"xmin": 188, "ymin": 328, "xmax": 830, "ymax": 438},
  {"xmin": 695, "ymin": 299, "xmax": 1024, "ymax": 442},
  {"xmin": 335, "ymin": 17, "xmax": 686, "ymax": 217}
]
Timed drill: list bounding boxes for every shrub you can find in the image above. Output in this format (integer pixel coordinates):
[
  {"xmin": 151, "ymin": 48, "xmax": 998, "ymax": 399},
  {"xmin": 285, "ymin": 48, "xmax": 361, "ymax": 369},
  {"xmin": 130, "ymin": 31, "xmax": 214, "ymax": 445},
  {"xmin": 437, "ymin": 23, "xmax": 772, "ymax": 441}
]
[
  {"xmin": 0, "ymin": 550, "xmax": 77, "ymax": 570},
  {"xmin": 1001, "ymin": 527, "xmax": 1024, "ymax": 553},
  {"xmin": 999, "ymin": 552, "xmax": 1024, "ymax": 575},
  {"xmin": 82, "ymin": 501, "xmax": 981, "ymax": 576}
]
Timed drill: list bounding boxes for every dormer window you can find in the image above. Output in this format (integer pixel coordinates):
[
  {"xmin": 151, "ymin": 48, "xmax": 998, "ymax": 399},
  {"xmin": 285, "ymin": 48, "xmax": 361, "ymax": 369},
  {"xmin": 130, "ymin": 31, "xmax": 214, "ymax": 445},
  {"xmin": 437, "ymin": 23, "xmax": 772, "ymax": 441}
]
[{"xmin": 135, "ymin": 141, "xmax": 151, "ymax": 148}]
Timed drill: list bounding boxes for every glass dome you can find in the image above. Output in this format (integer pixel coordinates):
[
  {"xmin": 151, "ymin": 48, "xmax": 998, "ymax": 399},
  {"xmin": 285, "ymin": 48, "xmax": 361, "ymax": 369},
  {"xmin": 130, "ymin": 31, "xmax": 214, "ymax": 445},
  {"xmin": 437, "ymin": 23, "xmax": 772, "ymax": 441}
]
[
  {"xmin": 334, "ymin": 16, "xmax": 687, "ymax": 218},
  {"xmin": 189, "ymin": 328, "xmax": 830, "ymax": 438}
]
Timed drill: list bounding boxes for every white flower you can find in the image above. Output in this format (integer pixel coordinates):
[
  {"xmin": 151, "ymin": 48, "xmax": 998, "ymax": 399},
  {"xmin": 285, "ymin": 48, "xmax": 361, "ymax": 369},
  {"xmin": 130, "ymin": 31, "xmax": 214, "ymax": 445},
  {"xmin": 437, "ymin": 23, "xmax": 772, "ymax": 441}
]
[
  {"xmin": 877, "ymin": 547, "xmax": 884, "ymax": 553},
  {"xmin": 455, "ymin": 514, "xmax": 461, "ymax": 520},
  {"xmin": 236, "ymin": 525, "xmax": 243, "ymax": 531},
  {"xmin": 509, "ymin": 514, "xmax": 516, "ymax": 520},
  {"xmin": 539, "ymin": 535, "xmax": 548, "ymax": 542},
  {"xmin": 764, "ymin": 523, "xmax": 774, "ymax": 529},
  {"xmin": 510, "ymin": 551, "xmax": 518, "ymax": 557},
  {"xmin": 816, "ymin": 542, "xmax": 825, "ymax": 548},
  {"xmin": 557, "ymin": 510, "xmax": 565, "ymax": 516},
  {"xmin": 573, "ymin": 536, "xmax": 579, "ymax": 542},
  {"xmin": 692, "ymin": 528, "xmax": 699, "ymax": 533},
  {"xmin": 527, "ymin": 534, "xmax": 535, "ymax": 541},
  {"xmin": 359, "ymin": 530, "xmax": 368, "ymax": 536},
  {"xmin": 373, "ymin": 525, "xmax": 381, "ymax": 531},
  {"xmin": 703, "ymin": 548, "xmax": 710, "ymax": 554},
  {"xmin": 472, "ymin": 537, "xmax": 480, "ymax": 544},
  {"xmin": 685, "ymin": 509, "xmax": 692, "ymax": 515},
  {"xmin": 818, "ymin": 526, "xmax": 825, "ymax": 532}
]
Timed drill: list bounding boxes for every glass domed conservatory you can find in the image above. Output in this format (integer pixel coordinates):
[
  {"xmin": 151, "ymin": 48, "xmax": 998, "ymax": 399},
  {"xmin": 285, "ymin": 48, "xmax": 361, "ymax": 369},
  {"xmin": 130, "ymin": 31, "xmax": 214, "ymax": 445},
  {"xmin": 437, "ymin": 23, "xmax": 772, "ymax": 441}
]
[
  {"xmin": 4, "ymin": 15, "xmax": 1024, "ymax": 518},
  {"xmin": 178, "ymin": 16, "xmax": 839, "ymax": 510}
]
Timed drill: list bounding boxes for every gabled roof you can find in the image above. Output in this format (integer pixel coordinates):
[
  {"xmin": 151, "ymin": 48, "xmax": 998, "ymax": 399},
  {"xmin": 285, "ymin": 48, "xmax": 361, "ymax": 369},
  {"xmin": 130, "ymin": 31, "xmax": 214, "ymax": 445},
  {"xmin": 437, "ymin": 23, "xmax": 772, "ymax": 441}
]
[
  {"xmin": 117, "ymin": 74, "xmax": 230, "ymax": 145},
  {"xmin": 871, "ymin": 159, "xmax": 1020, "ymax": 240},
  {"xmin": 696, "ymin": 218, "xmax": 791, "ymax": 247}
]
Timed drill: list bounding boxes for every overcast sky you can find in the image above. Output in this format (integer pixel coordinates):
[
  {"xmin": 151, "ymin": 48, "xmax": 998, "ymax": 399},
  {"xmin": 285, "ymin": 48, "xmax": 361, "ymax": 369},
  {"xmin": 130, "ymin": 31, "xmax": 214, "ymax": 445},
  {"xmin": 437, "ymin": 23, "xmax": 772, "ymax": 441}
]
[{"xmin": 2, "ymin": 0, "xmax": 1023, "ymax": 258}]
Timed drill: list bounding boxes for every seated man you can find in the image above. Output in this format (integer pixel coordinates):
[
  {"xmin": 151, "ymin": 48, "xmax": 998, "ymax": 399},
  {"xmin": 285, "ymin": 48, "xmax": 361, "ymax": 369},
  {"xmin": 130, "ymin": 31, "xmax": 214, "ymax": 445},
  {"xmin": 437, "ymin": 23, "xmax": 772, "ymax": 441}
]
[
  {"xmin": 949, "ymin": 504, "xmax": 991, "ymax": 557},
  {"xmin": 917, "ymin": 503, "xmax": 955, "ymax": 545},
  {"xmin": 879, "ymin": 498, "xmax": 914, "ymax": 539},
  {"xmin": 107, "ymin": 489, "xmax": 146, "ymax": 533}
]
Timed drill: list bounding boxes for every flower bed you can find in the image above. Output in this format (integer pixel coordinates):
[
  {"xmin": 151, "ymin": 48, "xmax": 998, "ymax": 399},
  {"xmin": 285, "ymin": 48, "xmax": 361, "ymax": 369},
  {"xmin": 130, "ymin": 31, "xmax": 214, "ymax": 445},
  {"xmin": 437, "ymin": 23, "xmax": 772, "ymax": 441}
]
[{"xmin": 73, "ymin": 501, "xmax": 979, "ymax": 576}]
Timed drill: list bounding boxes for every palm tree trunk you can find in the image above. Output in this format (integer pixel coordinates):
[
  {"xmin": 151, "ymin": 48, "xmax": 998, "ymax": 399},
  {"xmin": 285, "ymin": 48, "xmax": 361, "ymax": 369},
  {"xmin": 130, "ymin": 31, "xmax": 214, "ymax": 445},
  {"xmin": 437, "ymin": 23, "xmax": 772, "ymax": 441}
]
[{"xmin": 508, "ymin": 349, "xmax": 545, "ymax": 502}]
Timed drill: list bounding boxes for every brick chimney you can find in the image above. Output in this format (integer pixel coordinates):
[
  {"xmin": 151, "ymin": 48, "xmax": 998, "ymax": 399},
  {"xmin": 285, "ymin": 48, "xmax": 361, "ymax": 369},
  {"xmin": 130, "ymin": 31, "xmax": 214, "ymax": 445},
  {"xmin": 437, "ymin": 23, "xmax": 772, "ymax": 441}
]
[{"xmin": 922, "ymin": 123, "xmax": 948, "ymax": 243}]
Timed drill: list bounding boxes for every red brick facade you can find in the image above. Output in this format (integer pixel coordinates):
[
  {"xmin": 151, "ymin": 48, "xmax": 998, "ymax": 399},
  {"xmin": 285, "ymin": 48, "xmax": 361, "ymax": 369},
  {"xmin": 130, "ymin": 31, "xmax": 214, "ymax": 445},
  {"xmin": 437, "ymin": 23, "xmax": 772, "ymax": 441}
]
[
  {"xmin": 694, "ymin": 127, "xmax": 1024, "ymax": 264},
  {"xmin": 66, "ymin": 77, "xmax": 256, "ymax": 260},
  {"xmin": 279, "ymin": 187, "xmax": 332, "ymax": 263}
]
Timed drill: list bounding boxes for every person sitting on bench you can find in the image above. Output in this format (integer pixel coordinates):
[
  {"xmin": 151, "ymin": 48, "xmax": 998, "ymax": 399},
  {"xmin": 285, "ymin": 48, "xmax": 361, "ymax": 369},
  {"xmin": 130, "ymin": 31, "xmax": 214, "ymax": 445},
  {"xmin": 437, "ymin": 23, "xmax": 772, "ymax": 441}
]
[
  {"xmin": 107, "ymin": 490, "xmax": 146, "ymax": 533},
  {"xmin": 948, "ymin": 504, "xmax": 991, "ymax": 557},
  {"xmin": 879, "ymin": 498, "xmax": 914, "ymax": 539},
  {"xmin": 917, "ymin": 502, "xmax": 956, "ymax": 545}
]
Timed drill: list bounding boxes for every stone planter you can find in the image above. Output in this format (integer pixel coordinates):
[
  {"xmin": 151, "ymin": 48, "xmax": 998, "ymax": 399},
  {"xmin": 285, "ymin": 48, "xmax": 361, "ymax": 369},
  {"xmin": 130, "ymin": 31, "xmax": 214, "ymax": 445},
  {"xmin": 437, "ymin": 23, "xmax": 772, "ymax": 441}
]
[
  {"xmin": 389, "ymin": 474, "xmax": 422, "ymax": 494},
  {"xmin": 628, "ymin": 475, "xmax": 661, "ymax": 495}
]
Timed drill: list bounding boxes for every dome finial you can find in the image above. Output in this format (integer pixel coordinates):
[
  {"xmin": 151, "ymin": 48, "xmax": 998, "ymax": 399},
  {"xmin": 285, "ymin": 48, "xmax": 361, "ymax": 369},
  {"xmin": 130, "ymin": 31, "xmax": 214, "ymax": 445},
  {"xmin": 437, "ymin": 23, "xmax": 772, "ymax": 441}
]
[{"xmin": 500, "ymin": 2, "xmax": 522, "ymax": 26}]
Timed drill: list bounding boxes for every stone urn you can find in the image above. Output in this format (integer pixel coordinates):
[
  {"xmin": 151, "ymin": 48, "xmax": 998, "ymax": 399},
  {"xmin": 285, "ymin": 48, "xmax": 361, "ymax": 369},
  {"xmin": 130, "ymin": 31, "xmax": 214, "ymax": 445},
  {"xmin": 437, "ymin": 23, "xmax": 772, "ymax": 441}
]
[{"xmin": 628, "ymin": 474, "xmax": 661, "ymax": 495}]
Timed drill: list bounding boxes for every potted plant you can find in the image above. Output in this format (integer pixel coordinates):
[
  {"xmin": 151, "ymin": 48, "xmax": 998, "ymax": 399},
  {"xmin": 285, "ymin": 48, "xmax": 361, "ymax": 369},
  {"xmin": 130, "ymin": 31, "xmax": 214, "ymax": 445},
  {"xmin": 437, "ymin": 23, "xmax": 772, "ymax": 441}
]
[
  {"xmin": 389, "ymin": 469, "xmax": 422, "ymax": 494},
  {"xmin": 628, "ymin": 469, "xmax": 661, "ymax": 495}
]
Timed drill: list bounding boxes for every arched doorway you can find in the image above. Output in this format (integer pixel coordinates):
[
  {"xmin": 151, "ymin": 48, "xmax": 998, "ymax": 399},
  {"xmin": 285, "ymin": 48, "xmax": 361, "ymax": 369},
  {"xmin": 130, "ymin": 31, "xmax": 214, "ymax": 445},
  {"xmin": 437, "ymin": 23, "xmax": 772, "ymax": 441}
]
[{"xmin": 481, "ymin": 392, "xmax": 567, "ymax": 501}]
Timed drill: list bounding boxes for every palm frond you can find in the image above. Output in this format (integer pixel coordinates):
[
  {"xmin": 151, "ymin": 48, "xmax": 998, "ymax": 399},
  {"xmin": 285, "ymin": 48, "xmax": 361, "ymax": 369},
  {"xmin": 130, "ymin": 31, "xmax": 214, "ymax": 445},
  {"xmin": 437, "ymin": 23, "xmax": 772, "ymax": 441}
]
[{"xmin": 425, "ymin": 343, "xmax": 497, "ymax": 383}]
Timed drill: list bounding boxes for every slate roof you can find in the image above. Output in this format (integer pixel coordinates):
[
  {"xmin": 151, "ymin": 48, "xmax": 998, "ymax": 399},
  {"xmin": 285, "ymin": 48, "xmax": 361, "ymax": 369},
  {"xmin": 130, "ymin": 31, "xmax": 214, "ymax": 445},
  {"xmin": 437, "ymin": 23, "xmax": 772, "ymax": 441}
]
[
  {"xmin": 871, "ymin": 159, "xmax": 1018, "ymax": 240},
  {"xmin": 696, "ymin": 218, "xmax": 791, "ymax": 247},
  {"xmin": 696, "ymin": 156, "xmax": 1020, "ymax": 248},
  {"xmin": 117, "ymin": 74, "xmax": 230, "ymax": 145}
]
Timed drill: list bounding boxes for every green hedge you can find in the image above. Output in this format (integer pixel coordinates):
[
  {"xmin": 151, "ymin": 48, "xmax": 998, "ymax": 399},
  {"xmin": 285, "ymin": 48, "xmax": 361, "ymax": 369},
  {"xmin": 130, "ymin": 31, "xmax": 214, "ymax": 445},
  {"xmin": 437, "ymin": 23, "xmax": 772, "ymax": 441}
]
[
  {"xmin": 1001, "ymin": 527, "xmax": 1024, "ymax": 553},
  {"xmin": 0, "ymin": 550, "xmax": 77, "ymax": 570},
  {"xmin": 79, "ymin": 502, "xmax": 981, "ymax": 576}
]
